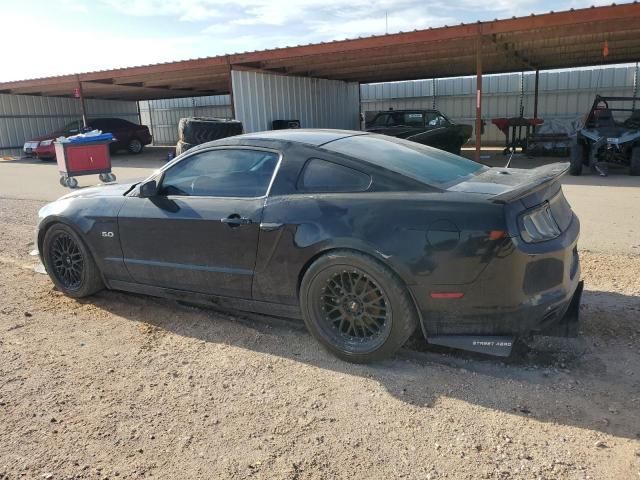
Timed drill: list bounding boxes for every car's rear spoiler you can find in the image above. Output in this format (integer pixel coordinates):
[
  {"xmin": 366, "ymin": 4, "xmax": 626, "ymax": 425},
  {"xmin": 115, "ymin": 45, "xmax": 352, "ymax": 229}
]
[{"xmin": 491, "ymin": 162, "xmax": 569, "ymax": 204}]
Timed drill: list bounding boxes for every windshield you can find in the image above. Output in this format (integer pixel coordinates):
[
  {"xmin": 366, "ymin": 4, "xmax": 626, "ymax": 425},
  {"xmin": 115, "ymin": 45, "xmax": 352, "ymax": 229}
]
[
  {"xmin": 62, "ymin": 120, "xmax": 81, "ymax": 132},
  {"xmin": 323, "ymin": 134, "xmax": 485, "ymax": 187}
]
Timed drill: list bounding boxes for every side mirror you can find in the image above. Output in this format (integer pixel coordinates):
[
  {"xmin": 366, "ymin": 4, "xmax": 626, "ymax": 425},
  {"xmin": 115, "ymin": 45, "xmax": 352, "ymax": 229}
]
[{"xmin": 139, "ymin": 180, "xmax": 158, "ymax": 198}]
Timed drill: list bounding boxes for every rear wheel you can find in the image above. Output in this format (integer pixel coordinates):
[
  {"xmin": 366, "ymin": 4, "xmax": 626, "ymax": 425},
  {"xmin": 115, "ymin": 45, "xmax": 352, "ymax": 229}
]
[
  {"xmin": 42, "ymin": 223, "xmax": 104, "ymax": 298},
  {"xmin": 569, "ymin": 141, "xmax": 584, "ymax": 176},
  {"xmin": 630, "ymin": 146, "xmax": 640, "ymax": 176},
  {"xmin": 127, "ymin": 138, "xmax": 143, "ymax": 154},
  {"xmin": 300, "ymin": 250, "xmax": 417, "ymax": 363}
]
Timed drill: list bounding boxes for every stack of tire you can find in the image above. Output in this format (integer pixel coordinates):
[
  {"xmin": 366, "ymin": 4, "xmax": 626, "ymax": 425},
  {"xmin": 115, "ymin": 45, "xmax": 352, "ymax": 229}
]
[{"xmin": 176, "ymin": 117, "xmax": 243, "ymax": 156}]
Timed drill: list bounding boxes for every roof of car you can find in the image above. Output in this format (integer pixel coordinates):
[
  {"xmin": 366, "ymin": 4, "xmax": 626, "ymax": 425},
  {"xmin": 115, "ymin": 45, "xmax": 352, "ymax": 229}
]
[
  {"xmin": 376, "ymin": 110, "xmax": 439, "ymax": 114},
  {"xmin": 232, "ymin": 129, "xmax": 369, "ymax": 146}
]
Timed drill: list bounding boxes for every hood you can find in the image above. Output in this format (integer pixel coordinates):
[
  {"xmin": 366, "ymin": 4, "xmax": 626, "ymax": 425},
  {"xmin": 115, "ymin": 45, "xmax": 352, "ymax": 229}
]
[
  {"xmin": 449, "ymin": 163, "xmax": 569, "ymax": 205},
  {"xmin": 58, "ymin": 182, "xmax": 137, "ymax": 200}
]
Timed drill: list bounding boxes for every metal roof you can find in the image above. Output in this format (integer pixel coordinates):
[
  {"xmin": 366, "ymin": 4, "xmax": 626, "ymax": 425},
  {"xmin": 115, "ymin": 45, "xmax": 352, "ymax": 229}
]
[{"xmin": 1, "ymin": 3, "xmax": 639, "ymax": 101}]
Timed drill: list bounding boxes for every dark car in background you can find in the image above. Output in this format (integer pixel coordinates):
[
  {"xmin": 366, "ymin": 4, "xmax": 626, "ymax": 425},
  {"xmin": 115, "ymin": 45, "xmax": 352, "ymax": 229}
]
[
  {"xmin": 366, "ymin": 109, "xmax": 473, "ymax": 154},
  {"xmin": 24, "ymin": 118, "xmax": 152, "ymax": 160},
  {"xmin": 36, "ymin": 129, "xmax": 581, "ymax": 363}
]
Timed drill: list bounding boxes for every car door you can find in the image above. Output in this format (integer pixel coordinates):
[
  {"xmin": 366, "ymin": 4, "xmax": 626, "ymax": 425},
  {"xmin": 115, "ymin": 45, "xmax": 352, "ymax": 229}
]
[{"xmin": 117, "ymin": 147, "xmax": 281, "ymax": 298}]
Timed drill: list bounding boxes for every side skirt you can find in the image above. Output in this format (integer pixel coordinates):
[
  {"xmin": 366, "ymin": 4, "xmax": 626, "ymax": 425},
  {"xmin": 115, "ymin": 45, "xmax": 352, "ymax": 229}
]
[
  {"xmin": 108, "ymin": 280, "xmax": 303, "ymax": 320},
  {"xmin": 427, "ymin": 335, "xmax": 515, "ymax": 357}
]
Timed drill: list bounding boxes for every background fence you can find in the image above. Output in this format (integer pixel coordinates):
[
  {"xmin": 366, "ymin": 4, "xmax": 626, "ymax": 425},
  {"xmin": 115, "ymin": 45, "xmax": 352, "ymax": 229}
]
[
  {"xmin": 231, "ymin": 70, "xmax": 360, "ymax": 133},
  {"xmin": 361, "ymin": 65, "xmax": 639, "ymax": 145},
  {"xmin": 0, "ymin": 94, "xmax": 138, "ymax": 157},
  {"xmin": 1, "ymin": 64, "xmax": 638, "ymax": 156},
  {"xmin": 139, "ymin": 95, "xmax": 232, "ymax": 146}
]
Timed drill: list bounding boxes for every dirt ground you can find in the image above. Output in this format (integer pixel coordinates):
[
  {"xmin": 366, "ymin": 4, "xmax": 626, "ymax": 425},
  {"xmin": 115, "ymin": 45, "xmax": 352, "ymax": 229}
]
[{"xmin": 1, "ymin": 194, "xmax": 640, "ymax": 479}]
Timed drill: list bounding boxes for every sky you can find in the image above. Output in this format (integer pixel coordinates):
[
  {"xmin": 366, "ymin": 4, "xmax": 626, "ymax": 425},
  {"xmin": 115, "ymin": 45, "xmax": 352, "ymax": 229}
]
[{"xmin": 0, "ymin": 0, "xmax": 618, "ymax": 82}]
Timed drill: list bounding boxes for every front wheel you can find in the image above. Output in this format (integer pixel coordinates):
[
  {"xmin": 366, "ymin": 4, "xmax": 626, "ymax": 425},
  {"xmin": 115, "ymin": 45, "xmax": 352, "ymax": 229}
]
[
  {"xmin": 630, "ymin": 146, "xmax": 640, "ymax": 176},
  {"xmin": 300, "ymin": 250, "xmax": 418, "ymax": 363},
  {"xmin": 569, "ymin": 142, "xmax": 585, "ymax": 176},
  {"xmin": 42, "ymin": 223, "xmax": 104, "ymax": 298}
]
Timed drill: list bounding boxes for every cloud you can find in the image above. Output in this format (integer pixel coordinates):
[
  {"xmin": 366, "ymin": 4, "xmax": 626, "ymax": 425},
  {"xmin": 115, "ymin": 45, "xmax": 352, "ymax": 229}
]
[
  {"xmin": 1, "ymin": 0, "xmax": 610, "ymax": 81},
  {"xmin": 100, "ymin": 0, "xmax": 223, "ymax": 21},
  {"xmin": 0, "ymin": 11, "xmax": 202, "ymax": 81}
]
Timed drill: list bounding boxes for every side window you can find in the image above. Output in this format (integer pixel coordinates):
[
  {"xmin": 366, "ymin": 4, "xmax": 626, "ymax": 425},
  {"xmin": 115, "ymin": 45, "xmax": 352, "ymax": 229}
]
[
  {"xmin": 427, "ymin": 114, "xmax": 449, "ymax": 127},
  {"xmin": 298, "ymin": 158, "xmax": 371, "ymax": 193},
  {"xmin": 160, "ymin": 149, "xmax": 279, "ymax": 197},
  {"xmin": 402, "ymin": 112, "xmax": 425, "ymax": 126},
  {"xmin": 63, "ymin": 120, "xmax": 81, "ymax": 134},
  {"xmin": 371, "ymin": 114, "xmax": 391, "ymax": 127}
]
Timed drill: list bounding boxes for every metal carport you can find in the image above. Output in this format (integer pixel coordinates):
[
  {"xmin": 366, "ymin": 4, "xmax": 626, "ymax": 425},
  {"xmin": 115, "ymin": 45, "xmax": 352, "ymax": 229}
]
[{"xmin": 1, "ymin": 3, "xmax": 640, "ymax": 158}]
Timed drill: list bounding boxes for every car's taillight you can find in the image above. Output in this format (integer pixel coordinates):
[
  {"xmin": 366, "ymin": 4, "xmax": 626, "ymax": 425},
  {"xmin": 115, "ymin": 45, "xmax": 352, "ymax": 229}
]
[{"xmin": 518, "ymin": 203, "xmax": 561, "ymax": 243}]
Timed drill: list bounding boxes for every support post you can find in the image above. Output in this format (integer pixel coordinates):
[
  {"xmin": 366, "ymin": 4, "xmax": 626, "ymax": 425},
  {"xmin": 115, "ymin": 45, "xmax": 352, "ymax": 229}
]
[
  {"xmin": 226, "ymin": 56, "xmax": 236, "ymax": 119},
  {"xmin": 475, "ymin": 36, "xmax": 483, "ymax": 162},
  {"xmin": 76, "ymin": 75, "xmax": 87, "ymax": 128},
  {"xmin": 533, "ymin": 69, "xmax": 540, "ymax": 132}
]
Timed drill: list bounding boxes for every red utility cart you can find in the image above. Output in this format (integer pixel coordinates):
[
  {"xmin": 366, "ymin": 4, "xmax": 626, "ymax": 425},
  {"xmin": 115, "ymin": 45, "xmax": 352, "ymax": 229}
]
[{"xmin": 55, "ymin": 139, "xmax": 116, "ymax": 188}]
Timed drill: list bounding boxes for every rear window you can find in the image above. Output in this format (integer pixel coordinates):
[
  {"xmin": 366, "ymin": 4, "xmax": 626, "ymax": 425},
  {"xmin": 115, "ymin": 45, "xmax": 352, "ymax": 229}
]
[
  {"xmin": 323, "ymin": 134, "xmax": 485, "ymax": 187},
  {"xmin": 298, "ymin": 158, "xmax": 371, "ymax": 192}
]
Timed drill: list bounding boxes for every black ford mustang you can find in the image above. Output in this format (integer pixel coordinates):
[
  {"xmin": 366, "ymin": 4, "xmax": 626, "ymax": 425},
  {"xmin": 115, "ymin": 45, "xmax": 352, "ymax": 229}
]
[{"xmin": 37, "ymin": 130, "xmax": 583, "ymax": 363}]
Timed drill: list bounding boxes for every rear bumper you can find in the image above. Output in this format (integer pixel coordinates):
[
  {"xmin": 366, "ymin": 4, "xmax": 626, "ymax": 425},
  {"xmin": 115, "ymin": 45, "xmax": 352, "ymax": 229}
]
[{"xmin": 412, "ymin": 213, "xmax": 582, "ymax": 338}]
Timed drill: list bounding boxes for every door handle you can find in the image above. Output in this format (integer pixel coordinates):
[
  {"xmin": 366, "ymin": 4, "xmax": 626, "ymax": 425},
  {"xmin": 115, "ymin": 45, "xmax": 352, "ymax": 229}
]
[{"xmin": 221, "ymin": 214, "xmax": 253, "ymax": 226}]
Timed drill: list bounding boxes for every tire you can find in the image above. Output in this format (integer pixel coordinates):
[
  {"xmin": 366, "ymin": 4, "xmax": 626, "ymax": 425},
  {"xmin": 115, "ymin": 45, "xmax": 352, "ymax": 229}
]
[
  {"xmin": 569, "ymin": 141, "xmax": 584, "ymax": 176},
  {"xmin": 67, "ymin": 177, "xmax": 78, "ymax": 188},
  {"xmin": 300, "ymin": 250, "xmax": 418, "ymax": 363},
  {"xmin": 630, "ymin": 146, "xmax": 640, "ymax": 176},
  {"xmin": 42, "ymin": 223, "xmax": 104, "ymax": 298},
  {"xmin": 59, "ymin": 176, "xmax": 66, "ymax": 187},
  {"xmin": 178, "ymin": 117, "xmax": 243, "ymax": 145},
  {"xmin": 127, "ymin": 138, "xmax": 143, "ymax": 154},
  {"xmin": 99, "ymin": 173, "xmax": 109, "ymax": 182},
  {"xmin": 175, "ymin": 140, "xmax": 195, "ymax": 156}
]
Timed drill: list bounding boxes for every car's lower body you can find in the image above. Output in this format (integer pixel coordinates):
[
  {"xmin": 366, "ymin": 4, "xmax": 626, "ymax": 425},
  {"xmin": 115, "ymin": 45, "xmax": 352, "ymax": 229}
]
[{"xmin": 38, "ymin": 213, "xmax": 583, "ymax": 363}]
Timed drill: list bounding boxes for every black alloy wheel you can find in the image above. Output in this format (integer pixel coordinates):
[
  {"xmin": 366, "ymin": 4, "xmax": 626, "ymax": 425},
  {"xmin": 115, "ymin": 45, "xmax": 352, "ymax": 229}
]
[
  {"xmin": 42, "ymin": 224, "xmax": 104, "ymax": 298},
  {"xmin": 301, "ymin": 250, "xmax": 418, "ymax": 363},
  {"xmin": 49, "ymin": 231, "xmax": 84, "ymax": 290},
  {"xmin": 318, "ymin": 269, "xmax": 391, "ymax": 350}
]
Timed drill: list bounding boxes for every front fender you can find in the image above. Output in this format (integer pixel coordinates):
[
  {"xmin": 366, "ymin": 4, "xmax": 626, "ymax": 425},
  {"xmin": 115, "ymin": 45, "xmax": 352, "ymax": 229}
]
[{"xmin": 37, "ymin": 195, "xmax": 130, "ymax": 284}]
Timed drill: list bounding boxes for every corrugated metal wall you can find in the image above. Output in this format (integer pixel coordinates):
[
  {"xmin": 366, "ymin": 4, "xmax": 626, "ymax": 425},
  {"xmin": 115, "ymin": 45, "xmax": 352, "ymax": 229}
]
[
  {"xmin": 0, "ymin": 94, "xmax": 139, "ymax": 156},
  {"xmin": 231, "ymin": 70, "xmax": 360, "ymax": 133},
  {"xmin": 361, "ymin": 65, "xmax": 638, "ymax": 144},
  {"xmin": 139, "ymin": 95, "xmax": 232, "ymax": 146}
]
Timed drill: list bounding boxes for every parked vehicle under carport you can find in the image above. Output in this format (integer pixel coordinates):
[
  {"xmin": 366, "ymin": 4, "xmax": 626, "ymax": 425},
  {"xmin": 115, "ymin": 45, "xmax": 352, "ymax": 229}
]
[
  {"xmin": 570, "ymin": 95, "xmax": 640, "ymax": 176},
  {"xmin": 366, "ymin": 109, "xmax": 473, "ymax": 155},
  {"xmin": 24, "ymin": 118, "xmax": 152, "ymax": 160}
]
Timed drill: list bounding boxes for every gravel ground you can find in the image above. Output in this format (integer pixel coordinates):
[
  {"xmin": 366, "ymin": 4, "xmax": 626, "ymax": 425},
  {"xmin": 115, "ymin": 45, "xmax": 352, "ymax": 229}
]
[{"xmin": 1, "ymin": 198, "xmax": 639, "ymax": 480}]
